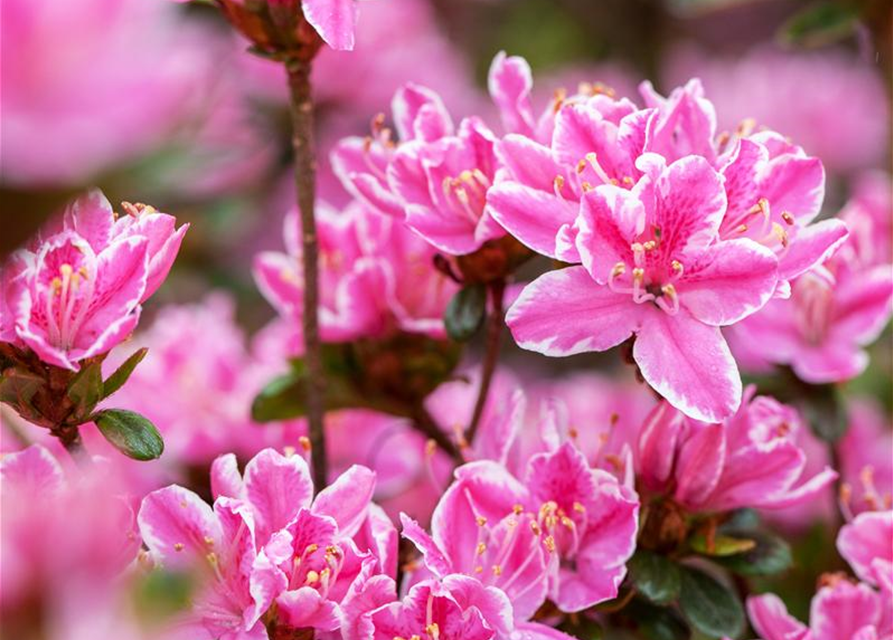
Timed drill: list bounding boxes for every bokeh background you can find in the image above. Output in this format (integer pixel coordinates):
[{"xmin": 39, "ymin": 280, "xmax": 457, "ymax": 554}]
[{"xmin": 1, "ymin": 0, "xmax": 891, "ymax": 631}]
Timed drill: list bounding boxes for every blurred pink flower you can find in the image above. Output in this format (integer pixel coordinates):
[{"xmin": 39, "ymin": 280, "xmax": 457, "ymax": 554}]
[
  {"xmin": 637, "ymin": 387, "xmax": 837, "ymax": 513},
  {"xmin": 508, "ymin": 155, "xmax": 777, "ymax": 422},
  {"xmin": 1, "ymin": 445, "xmax": 143, "ymax": 640},
  {"xmin": 840, "ymin": 399, "xmax": 893, "ymax": 516},
  {"xmin": 1, "ymin": 191, "xmax": 187, "ymax": 370},
  {"xmin": 0, "ymin": 0, "xmax": 211, "ymax": 186},
  {"xmin": 664, "ymin": 45, "xmax": 890, "ymax": 175}
]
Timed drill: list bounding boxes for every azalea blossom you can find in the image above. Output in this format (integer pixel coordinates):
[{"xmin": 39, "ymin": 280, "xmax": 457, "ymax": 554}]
[
  {"xmin": 637, "ymin": 387, "xmax": 837, "ymax": 513},
  {"xmin": 138, "ymin": 448, "xmax": 394, "ymax": 639},
  {"xmin": 746, "ymin": 510, "xmax": 892, "ymax": 640},
  {"xmin": 1, "ymin": 445, "xmax": 143, "ymax": 640},
  {"xmin": 731, "ymin": 181, "xmax": 892, "ymax": 383},
  {"xmin": 508, "ymin": 154, "xmax": 778, "ymax": 422},
  {"xmin": 254, "ymin": 201, "xmax": 458, "ymax": 343},
  {"xmin": 1, "ymin": 191, "xmax": 187, "ymax": 370}
]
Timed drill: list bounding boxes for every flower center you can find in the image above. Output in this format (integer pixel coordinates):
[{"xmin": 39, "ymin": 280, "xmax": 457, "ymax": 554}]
[
  {"xmin": 607, "ymin": 240, "xmax": 683, "ymax": 315},
  {"xmin": 442, "ymin": 169, "xmax": 491, "ymax": 225},
  {"xmin": 792, "ymin": 270, "xmax": 834, "ymax": 345}
]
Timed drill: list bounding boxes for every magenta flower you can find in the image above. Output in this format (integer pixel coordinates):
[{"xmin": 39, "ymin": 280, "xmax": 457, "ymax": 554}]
[
  {"xmin": 840, "ymin": 399, "xmax": 893, "ymax": 515},
  {"xmin": 731, "ymin": 181, "xmax": 892, "ymax": 383},
  {"xmin": 405, "ymin": 440, "xmax": 638, "ymax": 614},
  {"xmin": 1, "ymin": 445, "xmax": 142, "ymax": 640},
  {"xmin": 507, "ymin": 155, "xmax": 777, "ymax": 421},
  {"xmin": 254, "ymin": 201, "xmax": 458, "ymax": 342},
  {"xmin": 139, "ymin": 448, "xmax": 392, "ymax": 640},
  {"xmin": 637, "ymin": 387, "xmax": 837, "ymax": 513},
  {"xmin": 2, "ymin": 191, "xmax": 187, "ymax": 370},
  {"xmin": 747, "ymin": 511, "xmax": 892, "ymax": 640}
]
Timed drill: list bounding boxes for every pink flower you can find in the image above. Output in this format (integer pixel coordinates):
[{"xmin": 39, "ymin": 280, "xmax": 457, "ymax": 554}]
[
  {"xmin": 838, "ymin": 172, "xmax": 893, "ymax": 268},
  {"xmin": 507, "ymin": 154, "xmax": 778, "ymax": 422},
  {"xmin": 1, "ymin": 0, "xmax": 210, "ymax": 186},
  {"xmin": 404, "ymin": 440, "xmax": 639, "ymax": 614},
  {"xmin": 731, "ymin": 182, "xmax": 892, "ymax": 383},
  {"xmin": 663, "ymin": 45, "xmax": 890, "ymax": 174},
  {"xmin": 254, "ymin": 201, "xmax": 458, "ymax": 342},
  {"xmin": 637, "ymin": 387, "xmax": 837, "ymax": 513},
  {"xmin": 1, "ymin": 445, "xmax": 142, "ymax": 640},
  {"xmin": 2, "ymin": 191, "xmax": 187, "ymax": 370},
  {"xmin": 747, "ymin": 512, "xmax": 892, "ymax": 640},
  {"xmin": 839, "ymin": 399, "xmax": 893, "ymax": 515},
  {"xmin": 138, "ymin": 448, "xmax": 393, "ymax": 639}
]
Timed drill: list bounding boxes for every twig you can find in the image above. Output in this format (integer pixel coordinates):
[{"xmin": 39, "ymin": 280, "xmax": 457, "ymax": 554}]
[
  {"xmin": 286, "ymin": 59, "xmax": 327, "ymax": 491},
  {"xmin": 465, "ymin": 280, "xmax": 505, "ymax": 445},
  {"xmin": 411, "ymin": 403, "xmax": 464, "ymax": 464}
]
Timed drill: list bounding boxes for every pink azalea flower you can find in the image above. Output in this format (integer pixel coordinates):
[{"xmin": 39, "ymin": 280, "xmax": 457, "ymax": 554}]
[
  {"xmin": 730, "ymin": 183, "xmax": 892, "ymax": 383},
  {"xmin": 838, "ymin": 172, "xmax": 893, "ymax": 268},
  {"xmin": 507, "ymin": 154, "xmax": 778, "ymax": 422},
  {"xmin": 254, "ymin": 201, "xmax": 458, "ymax": 343},
  {"xmin": 1, "ymin": 191, "xmax": 187, "ymax": 370},
  {"xmin": 747, "ymin": 513, "xmax": 892, "ymax": 640},
  {"xmin": 663, "ymin": 45, "xmax": 890, "ymax": 174},
  {"xmin": 637, "ymin": 387, "xmax": 837, "ymax": 513},
  {"xmin": 404, "ymin": 440, "xmax": 639, "ymax": 614},
  {"xmin": 839, "ymin": 399, "xmax": 893, "ymax": 515},
  {"xmin": 1, "ymin": 445, "xmax": 142, "ymax": 640},
  {"xmin": 1, "ymin": 0, "xmax": 210, "ymax": 186},
  {"xmin": 138, "ymin": 448, "xmax": 393, "ymax": 639}
]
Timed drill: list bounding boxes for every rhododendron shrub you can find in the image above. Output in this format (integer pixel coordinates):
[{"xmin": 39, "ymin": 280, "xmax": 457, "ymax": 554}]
[{"xmin": 2, "ymin": 3, "xmax": 892, "ymax": 640}]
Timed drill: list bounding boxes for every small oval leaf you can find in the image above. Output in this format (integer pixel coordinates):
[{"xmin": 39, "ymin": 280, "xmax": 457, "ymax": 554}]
[
  {"xmin": 94, "ymin": 409, "xmax": 164, "ymax": 461},
  {"xmin": 444, "ymin": 284, "xmax": 487, "ymax": 342},
  {"xmin": 628, "ymin": 550, "xmax": 682, "ymax": 604},
  {"xmin": 66, "ymin": 360, "xmax": 104, "ymax": 423},
  {"xmin": 715, "ymin": 530, "xmax": 793, "ymax": 576},
  {"xmin": 251, "ymin": 372, "xmax": 307, "ymax": 422},
  {"xmin": 690, "ymin": 533, "xmax": 757, "ymax": 557},
  {"xmin": 679, "ymin": 566, "xmax": 744, "ymax": 638}
]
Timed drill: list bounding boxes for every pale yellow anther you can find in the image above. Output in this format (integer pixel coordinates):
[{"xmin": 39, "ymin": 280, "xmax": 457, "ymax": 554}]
[
  {"xmin": 642, "ymin": 240, "xmax": 657, "ymax": 251},
  {"xmin": 306, "ymin": 570, "xmax": 320, "ymax": 585},
  {"xmin": 561, "ymin": 516, "xmax": 574, "ymax": 528},
  {"xmin": 475, "ymin": 566, "xmax": 484, "ymax": 574},
  {"xmin": 298, "ymin": 436, "xmax": 312, "ymax": 452},
  {"xmin": 426, "ymin": 623, "xmax": 440, "ymax": 639},
  {"xmin": 51, "ymin": 277, "xmax": 62, "ymax": 292},
  {"xmin": 530, "ymin": 521, "xmax": 541, "ymax": 535},
  {"xmin": 781, "ymin": 211, "xmax": 795, "ymax": 226},
  {"xmin": 580, "ymin": 181, "xmax": 594, "ymax": 192},
  {"xmin": 610, "ymin": 178, "xmax": 619, "ymax": 186},
  {"xmin": 78, "ymin": 266, "xmax": 89, "ymax": 279},
  {"xmin": 611, "ymin": 262, "xmax": 626, "ymax": 277},
  {"xmin": 622, "ymin": 176, "xmax": 634, "ymax": 186},
  {"xmin": 362, "ymin": 136, "xmax": 373, "ymax": 153},
  {"xmin": 512, "ymin": 504, "xmax": 524, "ymax": 515},
  {"xmin": 772, "ymin": 222, "xmax": 789, "ymax": 247},
  {"xmin": 568, "ymin": 427, "xmax": 579, "ymax": 439},
  {"xmin": 573, "ymin": 502, "xmax": 585, "ymax": 513},
  {"xmin": 492, "ymin": 565, "xmax": 503, "ymax": 576},
  {"xmin": 554, "ymin": 175, "xmax": 565, "ymax": 190},
  {"xmin": 425, "ymin": 440, "xmax": 437, "ymax": 457},
  {"xmin": 206, "ymin": 552, "xmax": 218, "ymax": 566},
  {"xmin": 174, "ymin": 543, "xmax": 184, "ymax": 552},
  {"xmin": 204, "ymin": 536, "xmax": 215, "ymax": 547},
  {"xmin": 576, "ymin": 159, "xmax": 587, "ymax": 174},
  {"xmin": 458, "ymin": 170, "xmax": 475, "ymax": 183},
  {"xmin": 283, "ymin": 446, "xmax": 296, "ymax": 458},
  {"xmin": 476, "ymin": 542, "xmax": 487, "ymax": 555},
  {"xmin": 632, "ymin": 268, "xmax": 645, "ymax": 282},
  {"xmin": 736, "ymin": 224, "xmax": 749, "ymax": 234},
  {"xmin": 476, "ymin": 516, "xmax": 487, "ymax": 527},
  {"xmin": 661, "ymin": 283, "xmax": 677, "ymax": 297},
  {"xmin": 544, "ymin": 535, "xmax": 556, "ymax": 552},
  {"xmin": 59, "ymin": 264, "xmax": 73, "ymax": 277}
]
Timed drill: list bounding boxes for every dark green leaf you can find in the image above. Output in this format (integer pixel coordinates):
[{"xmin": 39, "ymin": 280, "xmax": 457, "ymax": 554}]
[
  {"xmin": 715, "ymin": 530, "xmax": 793, "ymax": 576},
  {"xmin": 690, "ymin": 533, "xmax": 756, "ymax": 557},
  {"xmin": 93, "ymin": 409, "xmax": 164, "ymax": 461},
  {"xmin": 102, "ymin": 348, "xmax": 148, "ymax": 399},
  {"xmin": 0, "ymin": 367, "xmax": 46, "ymax": 423},
  {"xmin": 625, "ymin": 599, "xmax": 691, "ymax": 640},
  {"xmin": 679, "ymin": 566, "xmax": 744, "ymax": 638},
  {"xmin": 802, "ymin": 384, "xmax": 848, "ymax": 442},
  {"xmin": 781, "ymin": 2, "xmax": 859, "ymax": 47},
  {"xmin": 66, "ymin": 360, "xmax": 104, "ymax": 422},
  {"xmin": 444, "ymin": 284, "xmax": 487, "ymax": 342},
  {"xmin": 252, "ymin": 371, "xmax": 307, "ymax": 422},
  {"xmin": 628, "ymin": 550, "xmax": 682, "ymax": 604}
]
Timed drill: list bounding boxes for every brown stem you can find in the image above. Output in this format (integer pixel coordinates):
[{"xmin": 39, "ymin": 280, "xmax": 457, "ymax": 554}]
[
  {"xmin": 465, "ymin": 280, "xmax": 505, "ymax": 445},
  {"xmin": 286, "ymin": 60, "xmax": 327, "ymax": 492},
  {"xmin": 411, "ymin": 403, "xmax": 464, "ymax": 464}
]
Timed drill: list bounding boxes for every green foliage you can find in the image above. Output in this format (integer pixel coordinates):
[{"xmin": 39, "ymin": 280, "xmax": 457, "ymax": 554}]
[
  {"xmin": 102, "ymin": 347, "xmax": 148, "ymax": 399},
  {"xmin": 781, "ymin": 1, "xmax": 860, "ymax": 47},
  {"xmin": 678, "ymin": 566, "xmax": 744, "ymax": 638},
  {"xmin": 444, "ymin": 284, "xmax": 487, "ymax": 342},
  {"xmin": 93, "ymin": 409, "xmax": 164, "ymax": 461},
  {"xmin": 628, "ymin": 549, "xmax": 682, "ymax": 605}
]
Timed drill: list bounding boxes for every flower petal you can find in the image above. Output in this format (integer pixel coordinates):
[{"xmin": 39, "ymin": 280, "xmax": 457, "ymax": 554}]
[
  {"xmin": 244, "ymin": 449, "xmax": 314, "ymax": 544},
  {"xmin": 302, "ymin": 0, "xmax": 358, "ymax": 51},
  {"xmin": 138, "ymin": 485, "xmax": 222, "ymax": 568},
  {"xmin": 312, "ymin": 464, "xmax": 376, "ymax": 539}
]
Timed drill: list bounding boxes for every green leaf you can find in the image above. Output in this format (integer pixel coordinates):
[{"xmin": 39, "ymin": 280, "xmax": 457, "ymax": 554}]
[
  {"xmin": 628, "ymin": 550, "xmax": 682, "ymax": 605},
  {"xmin": 66, "ymin": 360, "xmax": 104, "ymax": 422},
  {"xmin": 444, "ymin": 284, "xmax": 487, "ymax": 342},
  {"xmin": 0, "ymin": 367, "xmax": 47, "ymax": 423},
  {"xmin": 625, "ymin": 599, "xmax": 690, "ymax": 640},
  {"xmin": 557, "ymin": 617, "xmax": 604, "ymax": 639},
  {"xmin": 102, "ymin": 348, "xmax": 148, "ymax": 399},
  {"xmin": 802, "ymin": 384, "xmax": 848, "ymax": 442},
  {"xmin": 252, "ymin": 371, "xmax": 307, "ymax": 422},
  {"xmin": 715, "ymin": 530, "xmax": 793, "ymax": 576},
  {"xmin": 690, "ymin": 533, "xmax": 756, "ymax": 557},
  {"xmin": 679, "ymin": 566, "xmax": 744, "ymax": 638},
  {"xmin": 781, "ymin": 1, "xmax": 859, "ymax": 47},
  {"xmin": 93, "ymin": 409, "xmax": 164, "ymax": 461}
]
